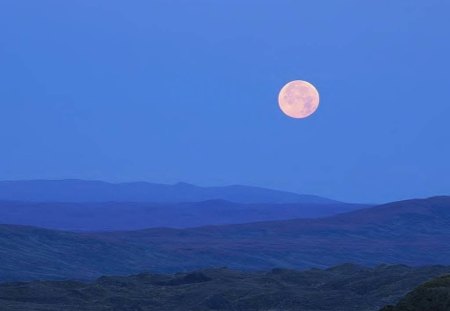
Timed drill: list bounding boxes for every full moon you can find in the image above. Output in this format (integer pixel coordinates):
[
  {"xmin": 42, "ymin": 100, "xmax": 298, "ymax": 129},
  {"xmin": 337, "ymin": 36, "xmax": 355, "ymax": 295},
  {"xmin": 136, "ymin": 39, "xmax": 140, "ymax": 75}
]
[{"xmin": 278, "ymin": 80, "xmax": 320, "ymax": 119}]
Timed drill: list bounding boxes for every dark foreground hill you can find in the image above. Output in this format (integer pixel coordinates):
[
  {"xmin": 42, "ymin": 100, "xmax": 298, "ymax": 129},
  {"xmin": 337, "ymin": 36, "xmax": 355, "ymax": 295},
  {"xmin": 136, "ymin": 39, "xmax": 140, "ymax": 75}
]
[
  {"xmin": 0, "ymin": 180, "xmax": 337, "ymax": 204},
  {"xmin": 0, "ymin": 200, "xmax": 365, "ymax": 231},
  {"xmin": 0, "ymin": 196, "xmax": 449, "ymax": 281},
  {"xmin": 380, "ymin": 274, "xmax": 450, "ymax": 311},
  {"xmin": 1, "ymin": 264, "xmax": 450, "ymax": 311}
]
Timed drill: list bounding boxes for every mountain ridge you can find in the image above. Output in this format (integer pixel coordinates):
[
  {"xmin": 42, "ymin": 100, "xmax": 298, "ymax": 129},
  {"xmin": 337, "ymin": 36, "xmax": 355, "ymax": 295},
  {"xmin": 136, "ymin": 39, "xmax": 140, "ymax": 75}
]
[
  {"xmin": 0, "ymin": 179, "xmax": 339, "ymax": 204},
  {"xmin": 0, "ymin": 199, "xmax": 366, "ymax": 231}
]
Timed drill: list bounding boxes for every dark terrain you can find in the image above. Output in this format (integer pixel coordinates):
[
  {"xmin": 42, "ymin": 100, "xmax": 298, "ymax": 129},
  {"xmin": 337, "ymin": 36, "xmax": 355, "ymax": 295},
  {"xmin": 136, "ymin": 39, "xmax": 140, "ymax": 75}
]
[
  {"xmin": 1, "ymin": 196, "xmax": 449, "ymax": 281},
  {"xmin": 381, "ymin": 274, "xmax": 450, "ymax": 311},
  {"xmin": 1, "ymin": 264, "xmax": 449, "ymax": 311}
]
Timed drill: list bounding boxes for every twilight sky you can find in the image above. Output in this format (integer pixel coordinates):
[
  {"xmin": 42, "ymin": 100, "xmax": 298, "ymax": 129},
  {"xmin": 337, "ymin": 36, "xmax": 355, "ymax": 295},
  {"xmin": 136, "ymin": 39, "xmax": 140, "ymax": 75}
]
[{"xmin": 1, "ymin": 0, "xmax": 449, "ymax": 203}]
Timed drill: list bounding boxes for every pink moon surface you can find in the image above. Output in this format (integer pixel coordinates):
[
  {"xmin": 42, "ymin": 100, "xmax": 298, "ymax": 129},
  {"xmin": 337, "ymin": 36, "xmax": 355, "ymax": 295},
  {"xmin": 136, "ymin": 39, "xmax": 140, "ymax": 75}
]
[{"xmin": 278, "ymin": 80, "xmax": 320, "ymax": 119}]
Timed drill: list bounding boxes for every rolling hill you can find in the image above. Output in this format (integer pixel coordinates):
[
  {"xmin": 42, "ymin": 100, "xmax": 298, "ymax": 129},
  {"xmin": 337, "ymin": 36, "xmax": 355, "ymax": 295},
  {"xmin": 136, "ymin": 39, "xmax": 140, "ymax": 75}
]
[{"xmin": 0, "ymin": 196, "xmax": 449, "ymax": 281}]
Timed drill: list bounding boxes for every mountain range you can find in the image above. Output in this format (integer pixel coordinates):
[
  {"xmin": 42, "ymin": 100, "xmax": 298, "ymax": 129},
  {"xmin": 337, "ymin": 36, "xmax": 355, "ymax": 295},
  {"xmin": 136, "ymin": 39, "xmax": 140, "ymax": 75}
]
[
  {"xmin": 0, "ymin": 179, "xmax": 365, "ymax": 231},
  {"xmin": 0, "ymin": 180, "xmax": 337, "ymax": 204},
  {"xmin": 1, "ymin": 196, "xmax": 449, "ymax": 281},
  {"xmin": 0, "ymin": 200, "xmax": 366, "ymax": 231}
]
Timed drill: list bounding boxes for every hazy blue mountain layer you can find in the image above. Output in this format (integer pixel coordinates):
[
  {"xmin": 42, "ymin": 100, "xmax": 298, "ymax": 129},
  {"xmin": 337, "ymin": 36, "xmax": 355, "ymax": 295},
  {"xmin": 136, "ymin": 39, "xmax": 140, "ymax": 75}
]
[
  {"xmin": 0, "ymin": 180, "xmax": 338, "ymax": 204},
  {"xmin": 0, "ymin": 200, "xmax": 366, "ymax": 231}
]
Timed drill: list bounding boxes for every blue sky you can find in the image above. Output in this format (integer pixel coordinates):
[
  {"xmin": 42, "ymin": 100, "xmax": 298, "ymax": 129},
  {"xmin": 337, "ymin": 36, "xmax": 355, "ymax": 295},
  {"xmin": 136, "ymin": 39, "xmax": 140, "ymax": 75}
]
[{"xmin": 0, "ymin": 0, "xmax": 449, "ymax": 203}]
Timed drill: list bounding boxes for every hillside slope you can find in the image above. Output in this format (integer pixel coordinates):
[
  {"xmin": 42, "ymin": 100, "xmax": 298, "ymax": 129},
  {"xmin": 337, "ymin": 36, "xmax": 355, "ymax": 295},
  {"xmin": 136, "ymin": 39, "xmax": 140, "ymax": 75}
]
[
  {"xmin": 0, "ymin": 196, "xmax": 449, "ymax": 281},
  {"xmin": 1, "ymin": 265, "xmax": 450, "ymax": 311},
  {"xmin": 380, "ymin": 274, "xmax": 450, "ymax": 311}
]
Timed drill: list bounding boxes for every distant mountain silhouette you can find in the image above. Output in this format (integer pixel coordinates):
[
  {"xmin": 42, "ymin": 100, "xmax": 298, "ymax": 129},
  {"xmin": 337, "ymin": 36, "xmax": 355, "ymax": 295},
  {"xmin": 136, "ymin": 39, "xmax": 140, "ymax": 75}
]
[
  {"xmin": 0, "ymin": 200, "xmax": 366, "ymax": 231},
  {"xmin": 0, "ymin": 196, "xmax": 449, "ymax": 281},
  {"xmin": 1, "ymin": 264, "xmax": 449, "ymax": 311},
  {"xmin": 0, "ymin": 179, "xmax": 338, "ymax": 204}
]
